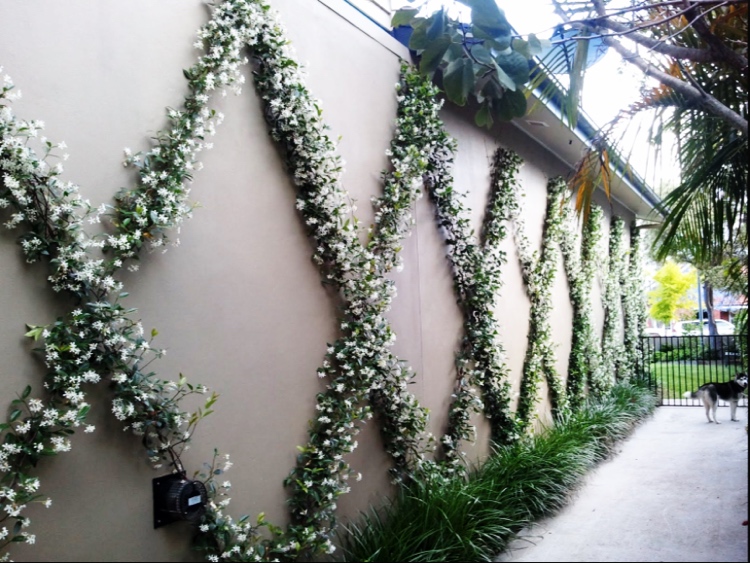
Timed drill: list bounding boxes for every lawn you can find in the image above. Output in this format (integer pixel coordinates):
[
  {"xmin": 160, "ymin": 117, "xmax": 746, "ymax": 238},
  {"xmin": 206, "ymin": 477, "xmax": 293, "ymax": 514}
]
[{"xmin": 648, "ymin": 361, "xmax": 739, "ymax": 399}]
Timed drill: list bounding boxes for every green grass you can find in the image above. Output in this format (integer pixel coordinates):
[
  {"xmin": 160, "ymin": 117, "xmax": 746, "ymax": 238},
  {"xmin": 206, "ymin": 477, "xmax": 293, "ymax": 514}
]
[
  {"xmin": 648, "ymin": 362, "xmax": 738, "ymax": 399},
  {"xmin": 337, "ymin": 381, "xmax": 658, "ymax": 562}
]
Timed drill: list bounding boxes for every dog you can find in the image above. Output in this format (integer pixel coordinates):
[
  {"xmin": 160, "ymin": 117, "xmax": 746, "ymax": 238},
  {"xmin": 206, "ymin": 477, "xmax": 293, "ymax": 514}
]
[{"xmin": 683, "ymin": 372, "xmax": 748, "ymax": 423}]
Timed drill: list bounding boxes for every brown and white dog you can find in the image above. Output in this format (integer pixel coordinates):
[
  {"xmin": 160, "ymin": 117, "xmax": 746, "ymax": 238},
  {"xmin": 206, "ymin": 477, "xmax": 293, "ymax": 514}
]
[{"xmin": 683, "ymin": 372, "xmax": 748, "ymax": 424}]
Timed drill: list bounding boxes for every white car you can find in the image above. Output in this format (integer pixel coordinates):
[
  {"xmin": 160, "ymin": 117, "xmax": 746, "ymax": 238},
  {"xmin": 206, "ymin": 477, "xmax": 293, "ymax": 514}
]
[
  {"xmin": 643, "ymin": 327, "xmax": 666, "ymax": 337},
  {"xmin": 671, "ymin": 319, "xmax": 735, "ymax": 336}
]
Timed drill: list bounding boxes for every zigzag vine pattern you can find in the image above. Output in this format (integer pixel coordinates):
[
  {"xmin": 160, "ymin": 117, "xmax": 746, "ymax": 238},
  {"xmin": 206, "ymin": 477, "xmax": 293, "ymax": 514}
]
[
  {"xmin": 0, "ymin": 0, "xmax": 648, "ymax": 561},
  {"xmin": 559, "ymin": 202, "xmax": 603, "ymax": 410},
  {"xmin": 249, "ymin": 15, "xmax": 447, "ymax": 552},
  {"xmin": 512, "ymin": 176, "xmax": 569, "ymax": 431},
  {"xmin": 600, "ymin": 216, "xmax": 627, "ymax": 391},
  {"xmin": 622, "ymin": 222, "xmax": 647, "ymax": 380},
  {"xmin": 0, "ymin": 1, "xmax": 459, "ymax": 560},
  {"xmin": 423, "ymin": 145, "xmax": 519, "ymax": 467}
]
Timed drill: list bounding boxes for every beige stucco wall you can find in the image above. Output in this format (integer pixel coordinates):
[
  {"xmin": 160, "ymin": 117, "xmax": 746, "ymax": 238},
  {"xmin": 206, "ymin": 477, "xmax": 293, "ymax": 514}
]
[{"xmin": 0, "ymin": 1, "xmax": 636, "ymax": 561}]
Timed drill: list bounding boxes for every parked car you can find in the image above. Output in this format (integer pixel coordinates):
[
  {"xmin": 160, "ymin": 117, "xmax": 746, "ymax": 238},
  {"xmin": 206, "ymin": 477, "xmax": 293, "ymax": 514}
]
[
  {"xmin": 671, "ymin": 319, "xmax": 735, "ymax": 336},
  {"xmin": 643, "ymin": 327, "xmax": 666, "ymax": 337}
]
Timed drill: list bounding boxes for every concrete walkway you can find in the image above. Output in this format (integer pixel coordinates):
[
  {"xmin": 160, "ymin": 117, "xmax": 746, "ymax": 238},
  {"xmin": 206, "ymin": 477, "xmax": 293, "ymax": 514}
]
[{"xmin": 495, "ymin": 406, "xmax": 748, "ymax": 563}]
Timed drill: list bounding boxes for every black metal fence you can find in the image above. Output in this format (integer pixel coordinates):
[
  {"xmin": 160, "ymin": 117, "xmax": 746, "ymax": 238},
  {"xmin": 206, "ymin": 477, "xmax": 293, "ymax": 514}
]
[{"xmin": 637, "ymin": 335, "xmax": 747, "ymax": 406}]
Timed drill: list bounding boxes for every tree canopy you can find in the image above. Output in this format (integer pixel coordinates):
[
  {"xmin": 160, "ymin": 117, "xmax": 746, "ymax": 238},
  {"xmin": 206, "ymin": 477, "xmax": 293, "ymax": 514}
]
[{"xmin": 648, "ymin": 260, "xmax": 697, "ymax": 325}]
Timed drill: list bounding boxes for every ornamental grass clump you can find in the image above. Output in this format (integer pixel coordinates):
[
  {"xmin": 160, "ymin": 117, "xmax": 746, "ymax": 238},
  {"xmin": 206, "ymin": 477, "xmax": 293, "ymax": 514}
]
[{"xmin": 337, "ymin": 380, "xmax": 657, "ymax": 562}]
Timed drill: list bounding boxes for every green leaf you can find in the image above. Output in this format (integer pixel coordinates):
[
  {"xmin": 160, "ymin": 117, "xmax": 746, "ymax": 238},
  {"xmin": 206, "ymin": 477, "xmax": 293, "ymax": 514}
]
[
  {"xmin": 567, "ymin": 33, "xmax": 590, "ymax": 128},
  {"xmin": 21, "ymin": 385, "xmax": 32, "ymax": 400},
  {"xmin": 527, "ymin": 34, "xmax": 550, "ymax": 57},
  {"xmin": 444, "ymin": 42, "xmax": 464, "ymax": 63},
  {"xmin": 24, "ymin": 325, "xmax": 44, "ymax": 341},
  {"xmin": 495, "ymin": 89, "xmax": 528, "ymax": 121},
  {"xmin": 391, "ymin": 8, "xmax": 418, "ymax": 28},
  {"xmin": 408, "ymin": 20, "xmax": 429, "ymax": 51},
  {"xmin": 496, "ymin": 51, "xmax": 530, "ymax": 85},
  {"xmin": 419, "ymin": 34, "xmax": 451, "ymax": 75},
  {"xmin": 443, "ymin": 58, "xmax": 474, "ymax": 106},
  {"xmin": 465, "ymin": 0, "xmax": 510, "ymax": 39},
  {"xmin": 9, "ymin": 409, "xmax": 22, "ymax": 423},
  {"xmin": 470, "ymin": 45, "xmax": 494, "ymax": 66},
  {"xmin": 426, "ymin": 8, "xmax": 446, "ymax": 40},
  {"xmin": 513, "ymin": 38, "xmax": 531, "ymax": 59},
  {"xmin": 475, "ymin": 101, "xmax": 494, "ymax": 128},
  {"xmin": 493, "ymin": 63, "xmax": 517, "ymax": 92}
]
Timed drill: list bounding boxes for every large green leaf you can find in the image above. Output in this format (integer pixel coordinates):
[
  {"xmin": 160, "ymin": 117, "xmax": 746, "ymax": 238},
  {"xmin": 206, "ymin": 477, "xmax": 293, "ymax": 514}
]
[
  {"xmin": 419, "ymin": 34, "xmax": 452, "ymax": 75},
  {"xmin": 493, "ymin": 62, "xmax": 517, "ymax": 92},
  {"xmin": 470, "ymin": 44, "xmax": 495, "ymax": 66},
  {"xmin": 426, "ymin": 8, "xmax": 447, "ymax": 40},
  {"xmin": 391, "ymin": 8, "xmax": 418, "ymax": 28},
  {"xmin": 462, "ymin": 0, "xmax": 511, "ymax": 39},
  {"xmin": 443, "ymin": 58, "xmax": 475, "ymax": 106},
  {"xmin": 408, "ymin": 20, "xmax": 429, "ymax": 51},
  {"xmin": 513, "ymin": 34, "xmax": 551, "ymax": 59},
  {"xmin": 444, "ymin": 41, "xmax": 465, "ymax": 63},
  {"xmin": 480, "ymin": 73, "xmax": 505, "ymax": 100},
  {"xmin": 496, "ymin": 51, "xmax": 530, "ymax": 85},
  {"xmin": 512, "ymin": 38, "xmax": 531, "ymax": 59},
  {"xmin": 528, "ymin": 34, "xmax": 551, "ymax": 56},
  {"xmin": 495, "ymin": 89, "xmax": 527, "ymax": 121},
  {"xmin": 475, "ymin": 100, "xmax": 494, "ymax": 128},
  {"xmin": 567, "ymin": 32, "xmax": 590, "ymax": 128}
]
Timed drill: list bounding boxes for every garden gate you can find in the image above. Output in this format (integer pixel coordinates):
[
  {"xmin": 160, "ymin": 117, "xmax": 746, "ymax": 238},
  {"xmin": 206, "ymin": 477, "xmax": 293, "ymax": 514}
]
[{"xmin": 637, "ymin": 335, "xmax": 747, "ymax": 406}]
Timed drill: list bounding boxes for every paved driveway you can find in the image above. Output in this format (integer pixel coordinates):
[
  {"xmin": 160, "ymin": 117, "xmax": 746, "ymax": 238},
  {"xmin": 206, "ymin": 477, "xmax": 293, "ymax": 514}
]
[{"xmin": 495, "ymin": 406, "xmax": 748, "ymax": 562}]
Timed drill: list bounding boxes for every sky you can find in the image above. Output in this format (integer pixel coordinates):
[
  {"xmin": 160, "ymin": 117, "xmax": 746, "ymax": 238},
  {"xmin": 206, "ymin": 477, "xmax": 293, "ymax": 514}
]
[
  {"xmin": 390, "ymin": 0, "xmax": 677, "ymax": 189},
  {"xmin": 499, "ymin": 0, "xmax": 676, "ymax": 189},
  {"xmin": 499, "ymin": 0, "xmax": 645, "ymax": 126}
]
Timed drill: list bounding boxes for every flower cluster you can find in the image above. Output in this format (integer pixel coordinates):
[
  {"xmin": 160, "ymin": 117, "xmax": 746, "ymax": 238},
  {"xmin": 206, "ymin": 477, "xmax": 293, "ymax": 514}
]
[
  {"xmin": 0, "ymin": 385, "xmax": 71, "ymax": 557},
  {"xmin": 512, "ymin": 177, "xmax": 569, "ymax": 431},
  {"xmin": 109, "ymin": 0, "xmax": 252, "ymax": 262}
]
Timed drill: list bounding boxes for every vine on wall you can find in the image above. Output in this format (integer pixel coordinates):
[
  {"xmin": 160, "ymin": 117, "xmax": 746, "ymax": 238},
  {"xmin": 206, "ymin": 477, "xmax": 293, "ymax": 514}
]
[
  {"xmin": 599, "ymin": 216, "xmax": 627, "ymax": 394},
  {"xmin": 513, "ymin": 176, "xmax": 569, "ymax": 430},
  {"xmin": 583, "ymin": 206, "xmax": 612, "ymax": 399},
  {"xmin": 559, "ymin": 201, "xmax": 603, "ymax": 410},
  {"xmin": 249, "ymin": 9, "xmax": 449, "ymax": 550},
  {"xmin": 622, "ymin": 222, "xmax": 647, "ymax": 380},
  {"xmin": 0, "ymin": 1, "xmax": 458, "ymax": 560},
  {"xmin": 423, "ymin": 144, "xmax": 520, "ymax": 467},
  {"xmin": 0, "ymin": 0, "xmax": 648, "ymax": 560}
]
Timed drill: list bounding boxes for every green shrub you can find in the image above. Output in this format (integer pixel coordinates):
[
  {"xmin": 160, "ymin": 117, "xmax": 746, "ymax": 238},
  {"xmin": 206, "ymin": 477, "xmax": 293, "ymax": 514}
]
[{"xmin": 337, "ymin": 381, "xmax": 657, "ymax": 562}]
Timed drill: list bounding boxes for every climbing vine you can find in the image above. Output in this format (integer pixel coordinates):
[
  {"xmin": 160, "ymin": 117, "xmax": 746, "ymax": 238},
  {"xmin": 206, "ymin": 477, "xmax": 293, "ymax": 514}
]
[
  {"xmin": 1, "ymin": 1, "xmax": 454, "ymax": 560},
  {"xmin": 622, "ymin": 221, "xmax": 647, "ymax": 380},
  {"xmin": 0, "ymin": 0, "xmax": 650, "ymax": 560},
  {"xmin": 513, "ymin": 176, "xmax": 568, "ymax": 431},
  {"xmin": 559, "ymin": 201, "xmax": 603, "ymax": 410},
  {"xmin": 599, "ymin": 216, "xmax": 627, "ymax": 392},
  {"xmin": 423, "ymin": 143, "xmax": 519, "ymax": 467}
]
